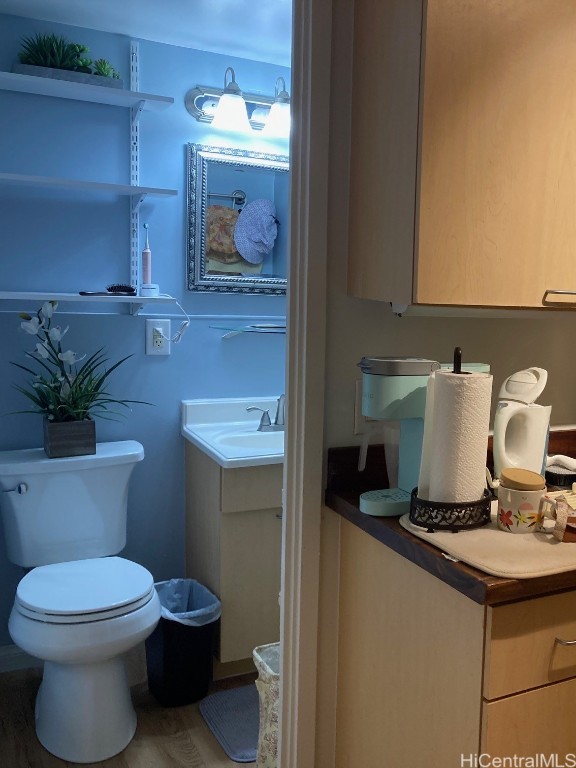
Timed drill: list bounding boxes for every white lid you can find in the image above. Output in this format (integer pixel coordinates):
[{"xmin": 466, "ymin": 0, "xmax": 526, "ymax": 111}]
[
  {"xmin": 497, "ymin": 367, "xmax": 548, "ymax": 404},
  {"xmin": 0, "ymin": 440, "xmax": 143, "ymax": 477},
  {"xmin": 16, "ymin": 556, "xmax": 154, "ymax": 615}
]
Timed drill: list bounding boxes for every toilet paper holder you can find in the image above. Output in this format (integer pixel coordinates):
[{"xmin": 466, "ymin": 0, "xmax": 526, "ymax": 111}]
[{"xmin": 408, "ymin": 487, "xmax": 492, "ymax": 533}]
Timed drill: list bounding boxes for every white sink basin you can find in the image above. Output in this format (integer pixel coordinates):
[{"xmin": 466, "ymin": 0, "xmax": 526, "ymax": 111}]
[
  {"xmin": 213, "ymin": 430, "xmax": 284, "ymax": 452},
  {"xmin": 181, "ymin": 398, "xmax": 285, "ymax": 468}
]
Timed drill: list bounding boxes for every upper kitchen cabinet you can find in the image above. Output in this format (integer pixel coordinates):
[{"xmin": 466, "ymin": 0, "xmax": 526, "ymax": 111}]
[{"xmin": 348, "ymin": 0, "xmax": 576, "ymax": 309}]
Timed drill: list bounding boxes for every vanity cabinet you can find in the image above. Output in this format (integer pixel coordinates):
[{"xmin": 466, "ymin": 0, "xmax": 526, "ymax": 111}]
[
  {"xmin": 184, "ymin": 443, "xmax": 282, "ymax": 666},
  {"xmin": 335, "ymin": 518, "xmax": 576, "ymax": 766},
  {"xmin": 348, "ymin": 0, "xmax": 576, "ymax": 309}
]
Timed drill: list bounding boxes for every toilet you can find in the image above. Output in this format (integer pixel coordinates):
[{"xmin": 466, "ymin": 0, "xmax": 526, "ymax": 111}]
[{"xmin": 0, "ymin": 440, "xmax": 160, "ymax": 764}]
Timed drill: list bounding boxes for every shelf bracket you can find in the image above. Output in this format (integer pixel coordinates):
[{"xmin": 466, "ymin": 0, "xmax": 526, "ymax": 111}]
[
  {"xmin": 131, "ymin": 193, "xmax": 147, "ymax": 211},
  {"xmin": 129, "ymin": 302, "xmax": 144, "ymax": 316},
  {"xmin": 131, "ymin": 100, "xmax": 145, "ymax": 127}
]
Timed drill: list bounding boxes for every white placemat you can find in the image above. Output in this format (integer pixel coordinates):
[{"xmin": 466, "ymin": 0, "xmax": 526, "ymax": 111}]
[{"xmin": 399, "ymin": 505, "xmax": 576, "ymax": 579}]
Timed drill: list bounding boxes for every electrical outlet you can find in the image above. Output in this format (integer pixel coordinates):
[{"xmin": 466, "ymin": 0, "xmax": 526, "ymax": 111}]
[
  {"xmin": 354, "ymin": 380, "xmax": 377, "ymax": 435},
  {"xmin": 145, "ymin": 319, "xmax": 171, "ymax": 355}
]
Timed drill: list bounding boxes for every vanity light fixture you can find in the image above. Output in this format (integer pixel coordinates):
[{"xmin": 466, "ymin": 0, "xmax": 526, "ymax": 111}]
[
  {"xmin": 209, "ymin": 67, "xmax": 251, "ymax": 132},
  {"xmin": 185, "ymin": 71, "xmax": 291, "ymax": 134},
  {"xmin": 261, "ymin": 77, "xmax": 291, "ymax": 139}
]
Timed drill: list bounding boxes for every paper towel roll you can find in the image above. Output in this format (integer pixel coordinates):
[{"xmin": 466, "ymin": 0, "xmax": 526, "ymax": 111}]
[{"xmin": 426, "ymin": 370, "xmax": 493, "ymax": 504}]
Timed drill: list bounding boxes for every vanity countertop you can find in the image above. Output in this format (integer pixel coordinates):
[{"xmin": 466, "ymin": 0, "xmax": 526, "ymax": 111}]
[
  {"xmin": 181, "ymin": 397, "xmax": 284, "ymax": 468},
  {"xmin": 325, "ymin": 438, "xmax": 576, "ymax": 607}
]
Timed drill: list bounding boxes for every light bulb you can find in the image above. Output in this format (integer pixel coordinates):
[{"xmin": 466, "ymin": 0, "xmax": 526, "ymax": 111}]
[
  {"xmin": 211, "ymin": 67, "xmax": 251, "ymax": 133},
  {"xmin": 262, "ymin": 77, "xmax": 291, "ymax": 139}
]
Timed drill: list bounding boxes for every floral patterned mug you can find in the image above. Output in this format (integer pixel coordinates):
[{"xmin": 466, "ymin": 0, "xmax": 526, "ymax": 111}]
[{"xmin": 497, "ymin": 485, "xmax": 547, "ymax": 533}]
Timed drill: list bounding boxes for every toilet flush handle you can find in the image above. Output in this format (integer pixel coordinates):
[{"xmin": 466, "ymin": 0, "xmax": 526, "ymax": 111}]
[{"xmin": 1, "ymin": 482, "xmax": 28, "ymax": 495}]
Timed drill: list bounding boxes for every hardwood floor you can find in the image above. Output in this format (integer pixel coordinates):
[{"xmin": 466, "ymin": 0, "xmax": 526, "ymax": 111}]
[{"xmin": 0, "ymin": 668, "xmax": 257, "ymax": 767}]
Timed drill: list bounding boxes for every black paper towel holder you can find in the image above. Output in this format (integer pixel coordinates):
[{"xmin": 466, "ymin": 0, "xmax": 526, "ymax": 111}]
[{"xmin": 408, "ymin": 488, "xmax": 492, "ymax": 533}]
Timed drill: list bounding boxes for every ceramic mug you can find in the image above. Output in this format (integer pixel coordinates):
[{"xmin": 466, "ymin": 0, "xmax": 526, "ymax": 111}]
[{"xmin": 497, "ymin": 485, "xmax": 547, "ymax": 533}]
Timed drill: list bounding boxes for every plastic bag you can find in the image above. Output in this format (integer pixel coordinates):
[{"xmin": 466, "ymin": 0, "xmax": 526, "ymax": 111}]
[{"xmin": 154, "ymin": 578, "xmax": 221, "ymax": 627}]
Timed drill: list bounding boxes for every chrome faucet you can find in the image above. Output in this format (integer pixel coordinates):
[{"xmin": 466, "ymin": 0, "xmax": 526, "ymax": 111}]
[
  {"xmin": 247, "ymin": 395, "xmax": 286, "ymax": 432},
  {"xmin": 246, "ymin": 406, "xmax": 272, "ymax": 431}
]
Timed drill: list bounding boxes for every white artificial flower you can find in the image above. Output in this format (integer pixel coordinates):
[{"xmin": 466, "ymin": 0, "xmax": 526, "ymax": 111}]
[
  {"xmin": 58, "ymin": 350, "xmax": 80, "ymax": 365},
  {"xmin": 58, "ymin": 349, "xmax": 77, "ymax": 365},
  {"xmin": 49, "ymin": 325, "xmax": 68, "ymax": 342},
  {"xmin": 21, "ymin": 317, "xmax": 42, "ymax": 335},
  {"xmin": 40, "ymin": 301, "xmax": 58, "ymax": 319},
  {"xmin": 35, "ymin": 343, "xmax": 50, "ymax": 359}
]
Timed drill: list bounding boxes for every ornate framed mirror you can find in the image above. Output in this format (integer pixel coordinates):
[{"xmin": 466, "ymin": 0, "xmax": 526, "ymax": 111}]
[{"xmin": 186, "ymin": 143, "xmax": 289, "ymax": 294}]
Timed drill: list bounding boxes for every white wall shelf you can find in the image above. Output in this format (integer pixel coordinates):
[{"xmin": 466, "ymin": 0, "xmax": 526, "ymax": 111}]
[
  {"xmin": 0, "ymin": 70, "xmax": 174, "ymax": 112},
  {"xmin": 0, "ymin": 172, "xmax": 177, "ymax": 201},
  {"xmin": 0, "ymin": 291, "xmax": 178, "ymax": 316},
  {"xmin": 1, "ymin": 47, "xmax": 177, "ymax": 312}
]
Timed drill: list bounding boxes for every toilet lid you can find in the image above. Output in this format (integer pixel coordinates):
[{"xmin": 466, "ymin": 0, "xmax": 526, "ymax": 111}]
[{"xmin": 15, "ymin": 557, "xmax": 155, "ymax": 620}]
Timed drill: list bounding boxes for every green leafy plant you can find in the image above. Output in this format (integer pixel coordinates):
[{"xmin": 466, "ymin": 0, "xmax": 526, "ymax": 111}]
[
  {"xmin": 11, "ymin": 301, "xmax": 147, "ymax": 422},
  {"xmin": 93, "ymin": 58, "xmax": 120, "ymax": 79},
  {"xmin": 18, "ymin": 33, "xmax": 91, "ymax": 72}
]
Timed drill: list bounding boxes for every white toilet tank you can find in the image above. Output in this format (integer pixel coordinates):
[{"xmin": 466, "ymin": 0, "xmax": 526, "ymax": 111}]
[{"xmin": 0, "ymin": 440, "xmax": 144, "ymax": 567}]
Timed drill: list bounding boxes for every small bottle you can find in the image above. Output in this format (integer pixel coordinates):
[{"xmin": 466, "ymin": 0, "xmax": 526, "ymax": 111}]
[{"xmin": 142, "ymin": 224, "xmax": 152, "ymax": 285}]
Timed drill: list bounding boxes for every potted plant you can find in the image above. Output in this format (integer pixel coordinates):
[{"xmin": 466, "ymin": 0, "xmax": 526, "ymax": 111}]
[
  {"xmin": 11, "ymin": 301, "xmax": 145, "ymax": 457},
  {"xmin": 92, "ymin": 58, "xmax": 121, "ymax": 81},
  {"xmin": 13, "ymin": 33, "xmax": 124, "ymax": 89}
]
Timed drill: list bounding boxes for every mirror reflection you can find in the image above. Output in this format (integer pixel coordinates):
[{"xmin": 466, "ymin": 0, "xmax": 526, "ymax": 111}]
[{"xmin": 187, "ymin": 143, "xmax": 289, "ymax": 294}]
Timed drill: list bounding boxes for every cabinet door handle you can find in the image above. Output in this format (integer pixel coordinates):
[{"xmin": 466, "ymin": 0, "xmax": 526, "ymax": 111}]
[
  {"xmin": 542, "ymin": 289, "xmax": 576, "ymax": 306},
  {"xmin": 554, "ymin": 637, "xmax": 576, "ymax": 647}
]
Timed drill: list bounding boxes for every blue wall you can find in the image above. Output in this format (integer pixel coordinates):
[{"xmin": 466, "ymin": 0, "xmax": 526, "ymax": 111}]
[{"xmin": 0, "ymin": 15, "xmax": 289, "ymax": 645}]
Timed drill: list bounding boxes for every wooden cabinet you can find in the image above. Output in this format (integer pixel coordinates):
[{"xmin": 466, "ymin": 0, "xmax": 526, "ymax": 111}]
[
  {"xmin": 184, "ymin": 443, "xmax": 282, "ymax": 666},
  {"xmin": 348, "ymin": 0, "xmax": 576, "ymax": 308},
  {"xmin": 483, "ymin": 591, "xmax": 576, "ymax": 759},
  {"xmin": 335, "ymin": 518, "xmax": 576, "ymax": 766},
  {"xmin": 484, "ymin": 591, "xmax": 576, "ymax": 699}
]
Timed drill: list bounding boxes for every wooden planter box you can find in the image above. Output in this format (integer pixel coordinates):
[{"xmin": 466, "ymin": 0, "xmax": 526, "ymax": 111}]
[
  {"xmin": 43, "ymin": 418, "xmax": 96, "ymax": 458},
  {"xmin": 13, "ymin": 63, "xmax": 124, "ymax": 89}
]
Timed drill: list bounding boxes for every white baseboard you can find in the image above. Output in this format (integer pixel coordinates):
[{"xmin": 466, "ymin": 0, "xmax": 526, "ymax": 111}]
[{"xmin": 0, "ymin": 644, "xmax": 42, "ymax": 673}]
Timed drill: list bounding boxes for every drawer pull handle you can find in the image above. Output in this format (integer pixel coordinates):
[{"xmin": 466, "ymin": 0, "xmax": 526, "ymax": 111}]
[
  {"xmin": 554, "ymin": 637, "xmax": 576, "ymax": 647},
  {"xmin": 543, "ymin": 289, "xmax": 576, "ymax": 306}
]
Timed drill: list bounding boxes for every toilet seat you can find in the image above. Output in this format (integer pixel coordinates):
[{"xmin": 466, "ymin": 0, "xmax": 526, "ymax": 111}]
[{"xmin": 15, "ymin": 556, "xmax": 155, "ymax": 624}]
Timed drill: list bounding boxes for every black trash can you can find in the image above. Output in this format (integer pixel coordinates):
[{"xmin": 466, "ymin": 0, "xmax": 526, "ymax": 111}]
[{"xmin": 145, "ymin": 578, "xmax": 221, "ymax": 707}]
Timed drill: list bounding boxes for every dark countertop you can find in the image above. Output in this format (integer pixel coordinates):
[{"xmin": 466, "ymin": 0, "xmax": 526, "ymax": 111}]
[{"xmin": 325, "ymin": 438, "xmax": 576, "ymax": 606}]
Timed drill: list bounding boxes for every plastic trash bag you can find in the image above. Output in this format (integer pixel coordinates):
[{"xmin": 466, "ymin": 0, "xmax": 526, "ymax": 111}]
[{"xmin": 154, "ymin": 578, "xmax": 221, "ymax": 627}]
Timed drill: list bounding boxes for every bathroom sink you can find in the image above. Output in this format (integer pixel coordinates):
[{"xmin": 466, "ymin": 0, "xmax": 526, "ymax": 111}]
[
  {"xmin": 212, "ymin": 430, "xmax": 284, "ymax": 452},
  {"xmin": 181, "ymin": 398, "xmax": 285, "ymax": 468}
]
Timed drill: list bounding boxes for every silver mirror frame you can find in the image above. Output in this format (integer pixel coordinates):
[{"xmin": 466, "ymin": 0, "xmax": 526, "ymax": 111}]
[{"xmin": 186, "ymin": 143, "xmax": 289, "ymax": 294}]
